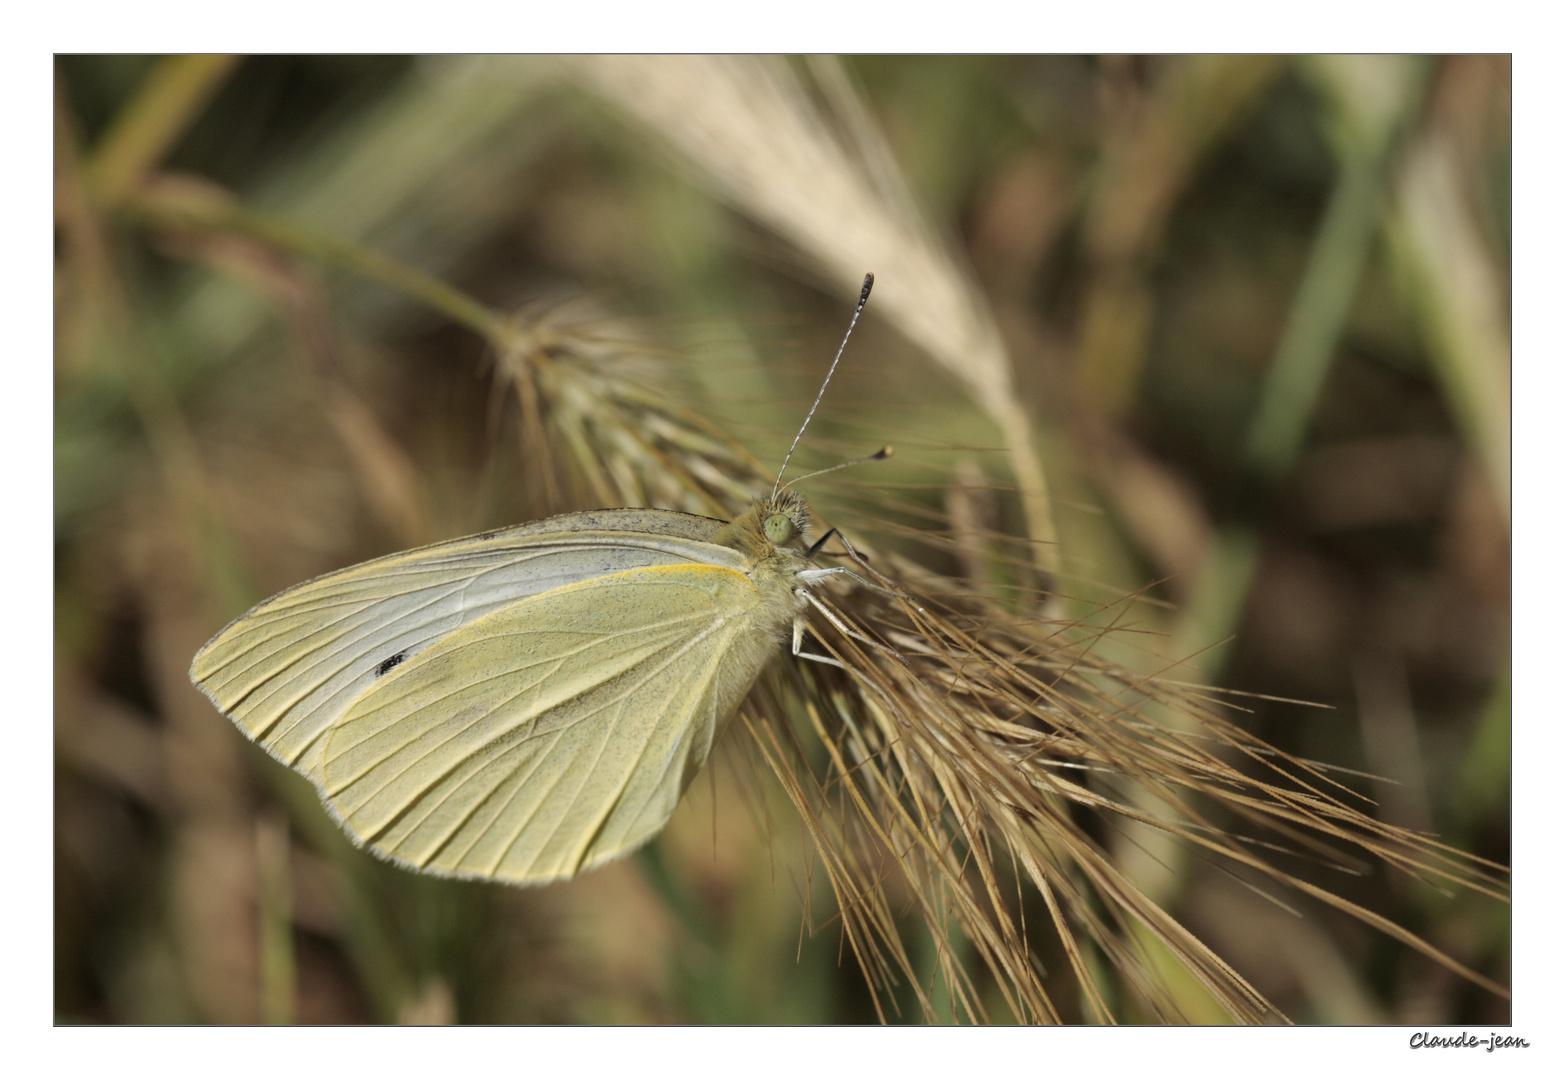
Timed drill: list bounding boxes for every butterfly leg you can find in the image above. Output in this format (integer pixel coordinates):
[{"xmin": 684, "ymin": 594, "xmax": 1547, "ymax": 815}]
[
  {"xmin": 814, "ymin": 530, "xmax": 920, "ymax": 601},
  {"xmin": 797, "ymin": 565, "xmax": 915, "ymax": 602},
  {"xmin": 791, "ymin": 615, "xmax": 847, "ymax": 670},
  {"xmin": 800, "ymin": 590, "xmax": 906, "ymax": 663}
]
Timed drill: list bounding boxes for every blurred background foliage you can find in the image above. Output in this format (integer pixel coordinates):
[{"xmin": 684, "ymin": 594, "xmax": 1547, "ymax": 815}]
[{"xmin": 54, "ymin": 55, "xmax": 1509, "ymax": 1024}]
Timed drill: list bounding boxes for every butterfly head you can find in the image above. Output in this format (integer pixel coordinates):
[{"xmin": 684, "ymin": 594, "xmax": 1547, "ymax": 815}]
[
  {"xmin": 761, "ymin": 490, "xmax": 811, "ymax": 550},
  {"xmin": 718, "ymin": 491, "xmax": 813, "ymax": 562}
]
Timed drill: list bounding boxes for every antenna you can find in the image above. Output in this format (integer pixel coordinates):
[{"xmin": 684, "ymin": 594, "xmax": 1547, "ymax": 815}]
[
  {"xmin": 780, "ymin": 445, "xmax": 893, "ymax": 493},
  {"xmin": 772, "ymin": 272, "xmax": 875, "ymax": 498}
]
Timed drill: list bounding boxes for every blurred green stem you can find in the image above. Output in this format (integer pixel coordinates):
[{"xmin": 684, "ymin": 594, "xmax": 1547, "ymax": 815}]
[
  {"xmin": 635, "ymin": 843, "xmax": 722, "ymax": 955},
  {"xmin": 1167, "ymin": 530, "xmax": 1262, "ymax": 672},
  {"xmin": 1242, "ymin": 154, "xmax": 1386, "ymax": 480},
  {"xmin": 1177, "ymin": 56, "xmax": 1422, "ymax": 700},
  {"xmin": 1386, "ymin": 137, "xmax": 1512, "ymax": 521},
  {"xmin": 916, "ymin": 915, "xmax": 976, "ymax": 1023},
  {"xmin": 259, "ymin": 762, "xmax": 421, "ymax": 1022},
  {"xmin": 1456, "ymin": 669, "xmax": 1510, "ymax": 829},
  {"xmin": 86, "ymin": 55, "xmax": 242, "ymax": 207},
  {"xmin": 1244, "ymin": 58, "xmax": 1432, "ymax": 480},
  {"xmin": 126, "ymin": 193, "xmax": 509, "ymax": 345},
  {"xmin": 255, "ymin": 813, "xmax": 296, "ymax": 1024}
]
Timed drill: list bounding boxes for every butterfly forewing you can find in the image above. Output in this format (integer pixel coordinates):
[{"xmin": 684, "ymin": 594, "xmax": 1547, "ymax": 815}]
[
  {"xmin": 190, "ymin": 510, "xmax": 748, "ymax": 778},
  {"xmin": 319, "ymin": 564, "xmax": 771, "ymax": 883}
]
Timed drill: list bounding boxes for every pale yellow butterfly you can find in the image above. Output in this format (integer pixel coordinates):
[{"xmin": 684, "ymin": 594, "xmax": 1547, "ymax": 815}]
[{"xmin": 190, "ymin": 274, "xmax": 881, "ymax": 886}]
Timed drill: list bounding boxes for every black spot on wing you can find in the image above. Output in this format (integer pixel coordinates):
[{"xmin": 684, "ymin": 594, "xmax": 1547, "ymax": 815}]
[{"xmin": 375, "ymin": 652, "xmax": 407, "ymax": 677}]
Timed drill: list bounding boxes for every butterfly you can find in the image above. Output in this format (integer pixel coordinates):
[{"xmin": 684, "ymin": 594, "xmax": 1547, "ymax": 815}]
[{"xmin": 190, "ymin": 274, "xmax": 880, "ymax": 885}]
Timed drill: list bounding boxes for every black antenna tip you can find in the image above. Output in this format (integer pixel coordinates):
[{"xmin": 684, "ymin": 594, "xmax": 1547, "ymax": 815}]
[
  {"xmin": 859, "ymin": 272, "xmax": 874, "ymax": 306},
  {"xmin": 872, "ymin": 445, "xmax": 893, "ymax": 460}
]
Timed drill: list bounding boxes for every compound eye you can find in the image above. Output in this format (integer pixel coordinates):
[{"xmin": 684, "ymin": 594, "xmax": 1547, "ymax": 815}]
[{"xmin": 764, "ymin": 513, "xmax": 796, "ymax": 545}]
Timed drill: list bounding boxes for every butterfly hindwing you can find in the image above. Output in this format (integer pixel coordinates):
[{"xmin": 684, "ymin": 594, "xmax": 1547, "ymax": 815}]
[{"xmin": 318, "ymin": 563, "xmax": 772, "ymax": 883}]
